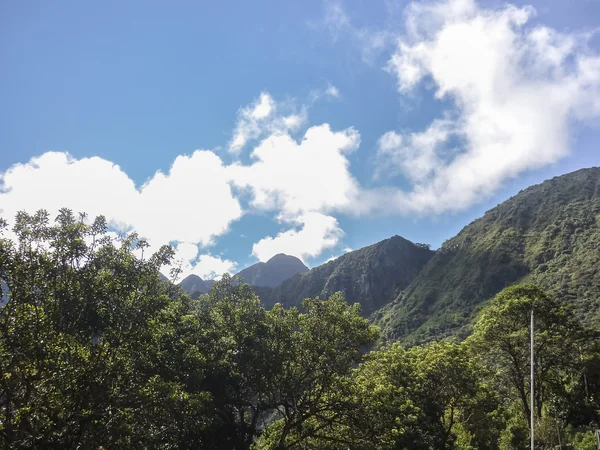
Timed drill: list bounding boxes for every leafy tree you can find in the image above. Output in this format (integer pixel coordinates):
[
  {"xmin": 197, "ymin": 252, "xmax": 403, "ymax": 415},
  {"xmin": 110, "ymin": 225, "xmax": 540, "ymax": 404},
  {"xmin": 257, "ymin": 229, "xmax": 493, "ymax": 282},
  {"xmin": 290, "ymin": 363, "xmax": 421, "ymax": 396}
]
[
  {"xmin": 255, "ymin": 294, "xmax": 379, "ymax": 450},
  {"xmin": 2, "ymin": 208, "xmax": 598, "ymax": 450},
  {"xmin": 0, "ymin": 209, "xmax": 214, "ymax": 448},
  {"xmin": 341, "ymin": 341, "xmax": 502, "ymax": 450},
  {"xmin": 469, "ymin": 285, "xmax": 590, "ymax": 424},
  {"xmin": 198, "ymin": 275, "xmax": 280, "ymax": 450},
  {"xmin": 409, "ymin": 342, "xmax": 504, "ymax": 450}
]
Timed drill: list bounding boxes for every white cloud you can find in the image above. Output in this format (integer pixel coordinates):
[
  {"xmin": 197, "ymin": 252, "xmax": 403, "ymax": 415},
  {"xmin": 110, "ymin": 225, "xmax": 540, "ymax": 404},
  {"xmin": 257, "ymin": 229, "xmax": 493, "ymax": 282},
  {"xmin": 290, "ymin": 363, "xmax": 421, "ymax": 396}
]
[
  {"xmin": 193, "ymin": 254, "xmax": 238, "ymax": 280},
  {"xmin": 321, "ymin": 1, "xmax": 351, "ymax": 42},
  {"xmin": 168, "ymin": 242, "xmax": 237, "ymax": 281},
  {"xmin": 324, "ymin": 246, "xmax": 353, "ymax": 263},
  {"xmin": 1, "ymin": 88, "xmax": 365, "ymax": 273},
  {"xmin": 229, "ymin": 92, "xmax": 307, "ymax": 154},
  {"xmin": 229, "ymin": 124, "xmax": 361, "ymax": 219},
  {"xmin": 309, "ymin": 83, "xmax": 342, "ymax": 103},
  {"xmin": 251, "ymin": 212, "xmax": 344, "ymax": 263},
  {"xmin": 325, "ymin": 83, "xmax": 341, "ymax": 98},
  {"xmin": 373, "ymin": 0, "xmax": 600, "ymax": 214},
  {"xmin": 0, "ymin": 151, "xmax": 243, "ymax": 278},
  {"xmin": 136, "ymin": 150, "xmax": 242, "ymax": 246},
  {"xmin": 0, "ymin": 90, "xmax": 363, "ymax": 273},
  {"xmin": 376, "ymin": 119, "xmax": 453, "ymax": 182}
]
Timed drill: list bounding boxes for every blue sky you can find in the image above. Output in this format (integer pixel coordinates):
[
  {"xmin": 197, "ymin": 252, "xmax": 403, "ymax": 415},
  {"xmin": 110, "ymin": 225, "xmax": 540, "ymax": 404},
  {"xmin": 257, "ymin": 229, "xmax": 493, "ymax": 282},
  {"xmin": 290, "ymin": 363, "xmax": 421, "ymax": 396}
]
[{"xmin": 1, "ymin": 0, "xmax": 600, "ymax": 279}]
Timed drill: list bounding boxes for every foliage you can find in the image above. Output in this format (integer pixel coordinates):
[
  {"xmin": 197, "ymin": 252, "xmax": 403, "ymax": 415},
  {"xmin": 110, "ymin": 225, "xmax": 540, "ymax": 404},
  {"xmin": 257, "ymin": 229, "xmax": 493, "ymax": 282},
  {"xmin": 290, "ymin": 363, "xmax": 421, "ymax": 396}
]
[
  {"xmin": 468, "ymin": 285, "xmax": 591, "ymax": 422},
  {"xmin": 0, "ymin": 210, "xmax": 378, "ymax": 449},
  {"xmin": 1, "ymin": 208, "xmax": 599, "ymax": 449},
  {"xmin": 571, "ymin": 430, "xmax": 598, "ymax": 450},
  {"xmin": 0, "ymin": 209, "xmax": 215, "ymax": 448}
]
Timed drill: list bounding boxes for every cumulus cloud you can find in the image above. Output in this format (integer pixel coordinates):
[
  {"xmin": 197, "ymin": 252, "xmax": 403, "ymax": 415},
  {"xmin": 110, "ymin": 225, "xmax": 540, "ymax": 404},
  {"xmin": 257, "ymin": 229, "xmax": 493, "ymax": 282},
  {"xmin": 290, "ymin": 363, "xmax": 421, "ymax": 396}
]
[
  {"xmin": 168, "ymin": 242, "xmax": 238, "ymax": 280},
  {"xmin": 229, "ymin": 123, "xmax": 361, "ymax": 219},
  {"xmin": 0, "ymin": 90, "xmax": 363, "ymax": 274},
  {"xmin": 373, "ymin": 0, "xmax": 600, "ymax": 214},
  {"xmin": 251, "ymin": 212, "xmax": 344, "ymax": 263},
  {"xmin": 325, "ymin": 83, "xmax": 341, "ymax": 98},
  {"xmin": 0, "ymin": 151, "xmax": 243, "ymax": 278},
  {"xmin": 375, "ymin": 119, "xmax": 454, "ymax": 182},
  {"xmin": 229, "ymin": 92, "xmax": 307, "ymax": 154}
]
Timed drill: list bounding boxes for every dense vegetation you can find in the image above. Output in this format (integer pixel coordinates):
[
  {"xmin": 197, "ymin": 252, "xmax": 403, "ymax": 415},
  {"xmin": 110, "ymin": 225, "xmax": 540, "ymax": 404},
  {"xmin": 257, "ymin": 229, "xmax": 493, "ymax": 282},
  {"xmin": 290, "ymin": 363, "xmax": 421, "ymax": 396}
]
[
  {"xmin": 1, "ymin": 209, "xmax": 598, "ymax": 449},
  {"xmin": 374, "ymin": 167, "xmax": 600, "ymax": 344}
]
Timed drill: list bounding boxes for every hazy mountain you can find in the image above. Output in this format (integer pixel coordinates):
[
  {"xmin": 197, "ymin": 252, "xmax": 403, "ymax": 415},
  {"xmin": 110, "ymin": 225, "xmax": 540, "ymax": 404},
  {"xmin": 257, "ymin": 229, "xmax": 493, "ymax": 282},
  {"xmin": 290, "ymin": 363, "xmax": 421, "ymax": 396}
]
[
  {"xmin": 235, "ymin": 254, "xmax": 309, "ymax": 288},
  {"xmin": 373, "ymin": 167, "xmax": 600, "ymax": 345},
  {"xmin": 179, "ymin": 274, "xmax": 214, "ymax": 294},
  {"xmin": 257, "ymin": 236, "xmax": 435, "ymax": 316},
  {"xmin": 178, "ymin": 253, "xmax": 308, "ymax": 295}
]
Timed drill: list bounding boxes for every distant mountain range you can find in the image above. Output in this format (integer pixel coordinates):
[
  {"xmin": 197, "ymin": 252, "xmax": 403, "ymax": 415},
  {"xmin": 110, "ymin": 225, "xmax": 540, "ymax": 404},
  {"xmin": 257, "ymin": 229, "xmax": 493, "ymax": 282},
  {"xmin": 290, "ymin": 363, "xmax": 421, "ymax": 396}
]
[
  {"xmin": 177, "ymin": 253, "xmax": 308, "ymax": 296},
  {"xmin": 179, "ymin": 274, "xmax": 214, "ymax": 295},
  {"xmin": 177, "ymin": 167, "xmax": 600, "ymax": 346},
  {"xmin": 255, "ymin": 236, "xmax": 434, "ymax": 316},
  {"xmin": 235, "ymin": 253, "xmax": 309, "ymax": 288}
]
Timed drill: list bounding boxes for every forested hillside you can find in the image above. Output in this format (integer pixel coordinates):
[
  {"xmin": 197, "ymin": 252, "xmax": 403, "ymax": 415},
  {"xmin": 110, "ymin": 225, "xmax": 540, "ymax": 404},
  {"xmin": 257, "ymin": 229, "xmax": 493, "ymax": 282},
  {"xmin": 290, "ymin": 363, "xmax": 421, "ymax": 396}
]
[
  {"xmin": 373, "ymin": 167, "xmax": 600, "ymax": 344},
  {"xmin": 258, "ymin": 235, "xmax": 434, "ymax": 315}
]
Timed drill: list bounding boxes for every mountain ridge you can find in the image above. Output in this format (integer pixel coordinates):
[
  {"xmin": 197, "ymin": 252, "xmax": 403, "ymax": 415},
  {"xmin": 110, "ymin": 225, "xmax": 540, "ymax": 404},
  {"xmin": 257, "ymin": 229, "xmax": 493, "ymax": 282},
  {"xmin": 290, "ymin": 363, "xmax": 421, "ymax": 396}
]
[
  {"xmin": 178, "ymin": 253, "xmax": 308, "ymax": 294},
  {"xmin": 176, "ymin": 167, "xmax": 600, "ymax": 346},
  {"xmin": 235, "ymin": 253, "xmax": 308, "ymax": 288},
  {"xmin": 256, "ymin": 235, "xmax": 435, "ymax": 315},
  {"xmin": 373, "ymin": 167, "xmax": 600, "ymax": 344}
]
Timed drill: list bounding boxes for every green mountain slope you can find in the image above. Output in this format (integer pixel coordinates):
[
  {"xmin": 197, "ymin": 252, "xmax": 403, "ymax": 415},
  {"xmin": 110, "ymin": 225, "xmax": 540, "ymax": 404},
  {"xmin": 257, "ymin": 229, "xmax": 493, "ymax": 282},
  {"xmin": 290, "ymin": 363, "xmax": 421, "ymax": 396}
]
[
  {"xmin": 259, "ymin": 235, "xmax": 435, "ymax": 315},
  {"xmin": 373, "ymin": 167, "xmax": 600, "ymax": 345}
]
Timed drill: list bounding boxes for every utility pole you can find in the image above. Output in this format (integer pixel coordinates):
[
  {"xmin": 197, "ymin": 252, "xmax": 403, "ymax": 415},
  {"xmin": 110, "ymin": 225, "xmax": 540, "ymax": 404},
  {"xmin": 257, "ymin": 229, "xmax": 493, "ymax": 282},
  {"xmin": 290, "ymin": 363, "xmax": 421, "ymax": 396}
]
[{"xmin": 531, "ymin": 308, "xmax": 535, "ymax": 450}]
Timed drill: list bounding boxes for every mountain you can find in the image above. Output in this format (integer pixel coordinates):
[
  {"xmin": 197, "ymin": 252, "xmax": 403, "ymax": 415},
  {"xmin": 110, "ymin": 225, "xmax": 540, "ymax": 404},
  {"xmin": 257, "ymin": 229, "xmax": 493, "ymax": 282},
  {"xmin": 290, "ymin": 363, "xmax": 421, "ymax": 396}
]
[
  {"xmin": 235, "ymin": 254, "xmax": 309, "ymax": 288},
  {"xmin": 257, "ymin": 236, "xmax": 435, "ymax": 316},
  {"xmin": 178, "ymin": 253, "xmax": 308, "ymax": 296},
  {"xmin": 179, "ymin": 274, "xmax": 214, "ymax": 294},
  {"xmin": 373, "ymin": 167, "xmax": 600, "ymax": 345}
]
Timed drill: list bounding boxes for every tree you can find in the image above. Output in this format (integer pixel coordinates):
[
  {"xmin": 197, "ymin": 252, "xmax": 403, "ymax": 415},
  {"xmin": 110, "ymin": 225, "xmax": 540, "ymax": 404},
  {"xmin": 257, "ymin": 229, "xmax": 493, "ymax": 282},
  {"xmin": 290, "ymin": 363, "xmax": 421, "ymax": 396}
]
[
  {"xmin": 198, "ymin": 274, "xmax": 279, "ymax": 450},
  {"xmin": 342, "ymin": 341, "xmax": 503, "ymax": 450},
  {"xmin": 409, "ymin": 342, "xmax": 504, "ymax": 450},
  {"xmin": 255, "ymin": 294, "xmax": 379, "ymax": 450},
  {"xmin": 0, "ymin": 209, "xmax": 214, "ymax": 448},
  {"xmin": 468, "ymin": 284, "xmax": 589, "ymax": 424}
]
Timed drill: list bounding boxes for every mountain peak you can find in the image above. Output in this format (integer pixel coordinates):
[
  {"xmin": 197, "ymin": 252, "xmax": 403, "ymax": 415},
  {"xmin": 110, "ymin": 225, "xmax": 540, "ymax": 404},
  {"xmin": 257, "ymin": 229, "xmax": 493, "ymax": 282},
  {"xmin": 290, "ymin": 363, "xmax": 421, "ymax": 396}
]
[
  {"xmin": 266, "ymin": 253, "xmax": 302, "ymax": 263},
  {"xmin": 236, "ymin": 254, "xmax": 309, "ymax": 288},
  {"xmin": 178, "ymin": 274, "xmax": 213, "ymax": 295},
  {"xmin": 258, "ymin": 236, "xmax": 435, "ymax": 315},
  {"xmin": 183, "ymin": 274, "xmax": 203, "ymax": 282},
  {"xmin": 373, "ymin": 166, "xmax": 600, "ymax": 345}
]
